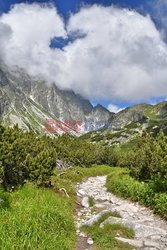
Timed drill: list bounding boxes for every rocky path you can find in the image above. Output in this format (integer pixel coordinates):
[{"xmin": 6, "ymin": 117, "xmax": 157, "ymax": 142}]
[{"xmin": 75, "ymin": 176, "xmax": 167, "ymax": 250}]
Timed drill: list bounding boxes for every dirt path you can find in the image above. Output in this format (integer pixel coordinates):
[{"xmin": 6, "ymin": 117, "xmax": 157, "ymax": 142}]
[{"xmin": 75, "ymin": 176, "xmax": 167, "ymax": 250}]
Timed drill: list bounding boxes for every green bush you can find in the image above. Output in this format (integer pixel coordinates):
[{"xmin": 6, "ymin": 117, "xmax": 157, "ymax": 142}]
[
  {"xmin": 130, "ymin": 131, "xmax": 167, "ymax": 182},
  {"xmin": 0, "ymin": 125, "xmax": 115, "ymax": 189}
]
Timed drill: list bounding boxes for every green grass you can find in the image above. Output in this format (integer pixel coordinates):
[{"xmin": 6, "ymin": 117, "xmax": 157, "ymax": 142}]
[
  {"xmin": 106, "ymin": 168, "xmax": 167, "ymax": 219},
  {"xmin": 81, "ymin": 212, "xmax": 134, "ymax": 250},
  {"xmin": 89, "ymin": 196, "xmax": 95, "ymax": 207},
  {"xmin": 0, "ymin": 185, "xmax": 75, "ymax": 250},
  {"xmin": 107, "ymin": 211, "xmax": 122, "ymax": 218},
  {"xmin": 103, "ymin": 223, "xmax": 135, "ymax": 239}
]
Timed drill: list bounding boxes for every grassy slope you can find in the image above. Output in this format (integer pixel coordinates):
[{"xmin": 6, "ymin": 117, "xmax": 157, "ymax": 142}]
[{"xmin": 0, "ymin": 185, "xmax": 75, "ymax": 250}]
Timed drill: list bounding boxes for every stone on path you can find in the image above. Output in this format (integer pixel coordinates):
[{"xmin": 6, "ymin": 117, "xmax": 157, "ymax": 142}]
[
  {"xmin": 81, "ymin": 197, "xmax": 89, "ymax": 208},
  {"xmin": 87, "ymin": 237, "xmax": 94, "ymax": 245},
  {"xmin": 115, "ymin": 237, "xmax": 144, "ymax": 248}
]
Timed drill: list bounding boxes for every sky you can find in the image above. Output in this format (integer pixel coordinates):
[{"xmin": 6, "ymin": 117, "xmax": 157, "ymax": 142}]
[{"xmin": 0, "ymin": 0, "xmax": 167, "ymax": 112}]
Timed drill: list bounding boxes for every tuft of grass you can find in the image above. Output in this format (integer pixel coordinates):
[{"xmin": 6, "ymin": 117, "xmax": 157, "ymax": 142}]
[
  {"xmin": 81, "ymin": 224, "xmax": 133, "ymax": 250},
  {"xmin": 103, "ymin": 223, "xmax": 135, "ymax": 239},
  {"xmin": 108, "ymin": 211, "xmax": 122, "ymax": 218},
  {"xmin": 89, "ymin": 196, "xmax": 95, "ymax": 207},
  {"xmin": 0, "ymin": 184, "xmax": 76, "ymax": 250},
  {"xmin": 81, "ymin": 224, "xmax": 117, "ymax": 249}
]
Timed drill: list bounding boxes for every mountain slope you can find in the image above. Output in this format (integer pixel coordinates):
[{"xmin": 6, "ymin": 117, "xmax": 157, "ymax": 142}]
[
  {"xmin": 81, "ymin": 102, "xmax": 167, "ymax": 145},
  {"xmin": 0, "ymin": 65, "xmax": 113, "ymax": 136}
]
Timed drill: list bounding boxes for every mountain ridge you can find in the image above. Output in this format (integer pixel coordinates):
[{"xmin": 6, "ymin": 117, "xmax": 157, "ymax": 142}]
[{"xmin": 0, "ymin": 65, "xmax": 113, "ymax": 136}]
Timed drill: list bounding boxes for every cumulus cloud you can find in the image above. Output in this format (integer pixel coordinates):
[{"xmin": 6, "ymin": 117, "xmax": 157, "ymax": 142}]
[
  {"xmin": 107, "ymin": 103, "xmax": 125, "ymax": 113},
  {"xmin": 0, "ymin": 3, "xmax": 66, "ymax": 77},
  {"xmin": 0, "ymin": 22, "xmax": 12, "ymax": 63},
  {"xmin": 0, "ymin": 3, "xmax": 167, "ymax": 102}
]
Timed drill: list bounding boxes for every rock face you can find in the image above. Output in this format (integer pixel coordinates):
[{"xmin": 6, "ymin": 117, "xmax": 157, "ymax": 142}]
[
  {"xmin": 0, "ymin": 65, "xmax": 112, "ymax": 135},
  {"xmin": 76, "ymin": 176, "xmax": 167, "ymax": 250},
  {"xmin": 113, "ymin": 104, "xmax": 149, "ymax": 126},
  {"xmin": 82, "ymin": 101, "xmax": 167, "ymax": 145}
]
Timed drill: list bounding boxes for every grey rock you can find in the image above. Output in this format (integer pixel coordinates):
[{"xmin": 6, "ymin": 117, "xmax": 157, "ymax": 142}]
[
  {"xmin": 116, "ymin": 237, "xmax": 144, "ymax": 248},
  {"xmin": 79, "ymin": 232, "xmax": 87, "ymax": 238},
  {"xmin": 87, "ymin": 237, "xmax": 94, "ymax": 245},
  {"xmin": 81, "ymin": 197, "xmax": 89, "ymax": 208},
  {"xmin": 144, "ymin": 240, "xmax": 161, "ymax": 249},
  {"xmin": 143, "ymin": 248, "xmax": 158, "ymax": 250},
  {"xmin": 56, "ymin": 160, "xmax": 72, "ymax": 170},
  {"xmin": 100, "ymin": 216, "xmax": 122, "ymax": 228},
  {"xmin": 134, "ymin": 224, "xmax": 166, "ymax": 238},
  {"xmin": 77, "ymin": 189, "xmax": 86, "ymax": 197},
  {"xmin": 81, "ymin": 210, "xmax": 109, "ymax": 226},
  {"xmin": 150, "ymin": 235, "xmax": 161, "ymax": 241}
]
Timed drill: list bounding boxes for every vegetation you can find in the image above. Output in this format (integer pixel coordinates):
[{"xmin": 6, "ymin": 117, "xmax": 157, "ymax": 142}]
[
  {"xmin": 0, "ymin": 185, "xmax": 75, "ymax": 250},
  {"xmin": 130, "ymin": 131, "xmax": 167, "ymax": 184},
  {"xmin": 88, "ymin": 196, "xmax": 95, "ymax": 207},
  {"xmin": 81, "ymin": 212, "xmax": 134, "ymax": 250},
  {"xmin": 106, "ymin": 168, "xmax": 167, "ymax": 219},
  {"xmin": 0, "ymin": 124, "xmax": 116, "ymax": 190},
  {"xmin": 0, "ymin": 122, "xmax": 167, "ymax": 249},
  {"xmin": 0, "ymin": 164, "xmax": 115, "ymax": 250}
]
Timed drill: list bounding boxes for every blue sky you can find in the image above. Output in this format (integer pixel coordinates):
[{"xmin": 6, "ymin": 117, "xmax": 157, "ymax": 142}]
[
  {"xmin": 0, "ymin": 0, "xmax": 167, "ymax": 111},
  {"xmin": 0, "ymin": 0, "xmax": 146, "ymax": 14}
]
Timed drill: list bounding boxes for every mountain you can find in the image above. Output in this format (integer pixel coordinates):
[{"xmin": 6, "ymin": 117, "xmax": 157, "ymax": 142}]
[
  {"xmin": 1, "ymin": 64, "xmax": 167, "ymax": 142},
  {"xmin": 0, "ymin": 65, "xmax": 113, "ymax": 136},
  {"xmin": 81, "ymin": 102, "xmax": 167, "ymax": 145}
]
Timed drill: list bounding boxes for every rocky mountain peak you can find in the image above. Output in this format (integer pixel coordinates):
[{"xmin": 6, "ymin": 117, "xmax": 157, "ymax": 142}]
[{"xmin": 0, "ymin": 66, "xmax": 113, "ymax": 135}]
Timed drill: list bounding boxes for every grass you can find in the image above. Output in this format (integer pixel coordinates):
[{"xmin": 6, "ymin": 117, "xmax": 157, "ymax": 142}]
[
  {"xmin": 81, "ymin": 212, "xmax": 134, "ymax": 250},
  {"xmin": 106, "ymin": 168, "xmax": 167, "ymax": 219},
  {"xmin": 103, "ymin": 223, "xmax": 135, "ymax": 239},
  {"xmin": 0, "ymin": 184, "xmax": 75, "ymax": 250},
  {"xmin": 107, "ymin": 211, "xmax": 122, "ymax": 218},
  {"xmin": 89, "ymin": 196, "xmax": 95, "ymax": 207}
]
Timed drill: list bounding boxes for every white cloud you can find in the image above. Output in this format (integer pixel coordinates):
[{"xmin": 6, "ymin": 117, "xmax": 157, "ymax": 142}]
[
  {"xmin": 0, "ymin": 22, "xmax": 12, "ymax": 63},
  {"xmin": 1, "ymin": 3, "xmax": 167, "ymax": 102},
  {"xmin": 0, "ymin": 3, "xmax": 66, "ymax": 77},
  {"xmin": 107, "ymin": 103, "xmax": 125, "ymax": 113}
]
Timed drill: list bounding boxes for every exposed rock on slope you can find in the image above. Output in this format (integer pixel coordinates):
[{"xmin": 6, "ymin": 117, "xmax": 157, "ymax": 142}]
[
  {"xmin": 0, "ymin": 65, "xmax": 112, "ymax": 135},
  {"xmin": 81, "ymin": 102, "xmax": 167, "ymax": 145}
]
